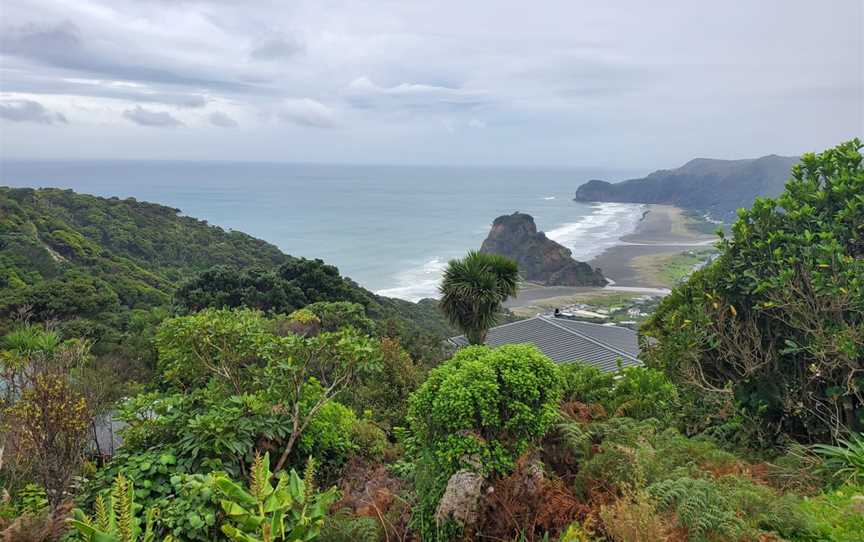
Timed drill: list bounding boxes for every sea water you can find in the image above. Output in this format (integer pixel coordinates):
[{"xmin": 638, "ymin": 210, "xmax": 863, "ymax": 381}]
[{"xmin": 1, "ymin": 160, "xmax": 646, "ymax": 301}]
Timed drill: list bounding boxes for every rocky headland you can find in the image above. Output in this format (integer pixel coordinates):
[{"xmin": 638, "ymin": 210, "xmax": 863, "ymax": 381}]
[{"xmin": 480, "ymin": 212, "xmax": 607, "ymax": 287}]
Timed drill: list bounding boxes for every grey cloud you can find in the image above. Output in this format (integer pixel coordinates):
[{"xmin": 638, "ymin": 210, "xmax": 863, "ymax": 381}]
[
  {"xmin": 250, "ymin": 34, "xmax": 303, "ymax": 60},
  {"xmin": 209, "ymin": 111, "xmax": 238, "ymax": 127},
  {"xmin": 0, "ymin": 100, "xmax": 67, "ymax": 124},
  {"xmin": 1, "ymin": 20, "xmax": 265, "ymax": 94},
  {"xmin": 0, "ymin": 21, "xmax": 83, "ymax": 65},
  {"xmin": 1, "ymin": 71, "xmax": 209, "ymax": 107},
  {"xmin": 278, "ymin": 99, "xmax": 336, "ymax": 128},
  {"xmin": 123, "ymin": 106, "xmax": 184, "ymax": 127}
]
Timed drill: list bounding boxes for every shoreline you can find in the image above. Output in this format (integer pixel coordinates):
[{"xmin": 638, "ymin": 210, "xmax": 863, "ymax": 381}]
[{"xmin": 505, "ymin": 204, "xmax": 718, "ymax": 313}]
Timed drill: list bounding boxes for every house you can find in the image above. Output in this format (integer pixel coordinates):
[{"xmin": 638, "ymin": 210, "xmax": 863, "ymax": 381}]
[{"xmin": 447, "ymin": 315, "xmax": 641, "ymax": 372}]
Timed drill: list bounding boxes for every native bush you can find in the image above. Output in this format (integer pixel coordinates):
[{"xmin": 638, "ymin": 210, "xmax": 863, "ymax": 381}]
[
  {"xmin": 643, "ymin": 139, "xmax": 864, "ymax": 443},
  {"xmin": 559, "ymin": 363, "xmax": 678, "ymax": 423},
  {"xmin": 407, "ymin": 344, "xmax": 561, "ymax": 475}
]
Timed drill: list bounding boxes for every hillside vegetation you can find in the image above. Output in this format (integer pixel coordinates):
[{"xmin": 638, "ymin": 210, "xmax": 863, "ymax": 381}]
[
  {"xmin": 0, "ymin": 187, "xmax": 453, "ymax": 363},
  {"xmin": 1, "ymin": 140, "xmax": 863, "ymax": 542}
]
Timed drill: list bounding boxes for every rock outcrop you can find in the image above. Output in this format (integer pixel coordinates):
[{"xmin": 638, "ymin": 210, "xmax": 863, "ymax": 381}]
[{"xmin": 480, "ymin": 213, "xmax": 606, "ymax": 287}]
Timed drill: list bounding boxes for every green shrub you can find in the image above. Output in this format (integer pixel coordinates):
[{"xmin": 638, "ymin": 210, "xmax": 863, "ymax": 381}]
[
  {"xmin": 351, "ymin": 418, "xmax": 389, "ymax": 460},
  {"xmin": 643, "ymin": 140, "xmax": 864, "ymax": 443},
  {"xmin": 407, "ymin": 344, "xmax": 561, "ymax": 475},
  {"xmin": 406, "ymin": 344, "xmax": 561, "ymax": 540},
  {"xmin": 558, "ymin": 362, "xmax": 615, "ymax": 405},
  {"xmin": 559, "ymin": 363, "xmax": 678, "ymax": 423}
]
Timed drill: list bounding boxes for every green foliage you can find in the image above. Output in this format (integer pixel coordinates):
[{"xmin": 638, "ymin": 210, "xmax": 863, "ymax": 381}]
[
  {"xmin": 0, "ymin": 186, "xmax": 287, "ymax": 349},
  {"xmin": 408, "ymin": 344, "xmax": 561, "ymax": 475},
  {"xmin": 439, "ymin": 251, "xmax": 519, "ymax": 344},
  {"xmin": 304, "ymin": 302, "xmax": 375, "ymax": 335},
  {"xmin": 83, "ymin": 449, "xmax": 220, "ymax": 542},
  {"xmin": 295, "ymin": 393, "xmax": 359, "ymax": 476},
  {"xmin": 812, "ymin": 433, "xmax": 864, "ymax": 484},
  {"xmin": 643, "ymin": 139, "xmax": 864, "ymax": 443},
  {"xmin": 559, "ymin": 363, "xmax": 678, "ymax": 422},
  {"xmin": 68, "ymin": 474, "xmax": 161, "ymax": 542},
  {"xmin": 406, "ymin": 344, "xmax": 560, "ymax": 541},
  {"xmin": 155, "ymin": 308, "xmax": 270, "ymax": 391},
  {"xmin": 792, "ymin": 483, "xmax": 864, "ymax": 542},
  {"xmin": 15, "ymin": 484, "xmax": 49, "ymax": 515},
  {"xmin": 174, "ymin": 260, "xmax": 453, "ymax": 365},
  {"xmin": 213, "ymin": 452, "xmax": 337, "ymax": 542},
  {"xmin": 648, "ymin": 476, "xmax": 744, "ymax": 541},
  {"xmin": 340, "ymin": 337, "xmax": 422, "ymax": 430},
  {"xmin": 558, "ymin": 362, "xmax": 616, "ymax": 406},
  {"xmin": 318, "ymin": 510, "xmax": 381, "ymax": 542}
]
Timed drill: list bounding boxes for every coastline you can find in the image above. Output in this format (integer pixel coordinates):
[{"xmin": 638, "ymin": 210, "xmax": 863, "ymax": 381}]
[{"xmin": 504, "ymin": 204, "xmax": 718, "ymax": 315}]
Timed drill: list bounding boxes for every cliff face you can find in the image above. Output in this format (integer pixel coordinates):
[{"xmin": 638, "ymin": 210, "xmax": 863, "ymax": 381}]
[
  {"xmin": 574, "ymin": 154, "xmax": 799, "ymax": 219},
  {"xmin": 480, "ymin": 213, "xmax": 606, "ymax": 287}
]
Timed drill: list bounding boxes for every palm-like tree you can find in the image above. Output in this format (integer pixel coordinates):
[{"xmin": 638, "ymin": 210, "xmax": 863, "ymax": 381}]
[{"xmin": 439, "ymin": 251, "xmax": 520, "ymax": 345}]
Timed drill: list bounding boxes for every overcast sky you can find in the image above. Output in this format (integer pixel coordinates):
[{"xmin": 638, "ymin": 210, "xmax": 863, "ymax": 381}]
[{"xmin": 0, "ymin": 0, "xmax": 861, "ymax": 167}]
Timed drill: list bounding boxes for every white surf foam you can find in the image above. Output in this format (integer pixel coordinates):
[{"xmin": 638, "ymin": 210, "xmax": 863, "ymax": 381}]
[
  {"xmin": 546, "ymin": 202, "xmax": 645, "ymax": 261},
  {"xmin": 375, "ymin": 257, "xmax": 448, "ymax": 302}
]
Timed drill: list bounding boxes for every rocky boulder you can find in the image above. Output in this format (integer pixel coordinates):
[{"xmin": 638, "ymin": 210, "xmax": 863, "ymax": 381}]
[{"xmin": 480, "ymin": 213, "xmax": 606, "ymax": 287}]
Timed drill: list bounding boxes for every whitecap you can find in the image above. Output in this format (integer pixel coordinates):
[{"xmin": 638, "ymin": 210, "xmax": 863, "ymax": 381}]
[
  {"xmin": 543, "ymin": 196, "xmax": 556, "ymax": 200},
  {"xmin": 546, "ymin": 202, "xmax": 645, "ymax": 261},
  {"xmin": 375, "ymin": 257, "xmax": 448, "ymax": 302}
]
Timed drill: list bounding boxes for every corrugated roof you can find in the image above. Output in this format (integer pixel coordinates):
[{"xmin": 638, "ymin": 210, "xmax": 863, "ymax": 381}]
[{"xmin": 448, "ymin": 316, "xmax": 641, "ymax": 372}]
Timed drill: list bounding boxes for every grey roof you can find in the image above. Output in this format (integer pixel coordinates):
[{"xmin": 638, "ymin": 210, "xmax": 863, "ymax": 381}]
[{"xmin": 448, "ymin": 316, "xmax": 641, "ymax": 372}]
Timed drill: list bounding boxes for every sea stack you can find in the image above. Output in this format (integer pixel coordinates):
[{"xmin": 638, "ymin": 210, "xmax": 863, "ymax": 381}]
[{"xmin": 480, "ymin": 212, "xmax": 606, "ymax": 287}]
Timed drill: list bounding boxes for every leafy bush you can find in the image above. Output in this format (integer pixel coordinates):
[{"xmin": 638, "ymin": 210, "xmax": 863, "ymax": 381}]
[
  {"xmin": 406, "ymin": 344, "xmax": 560, "ymax": 541},
  {"xmin": 558, "ymin": 363, "xmax": 678, "ymax": 423},
  {"xmin": 558, "ymin": 363, "xmax": 616, "ymax": 405},
  {"xmin": 644, "ymin": 139, "xmax": 864, "ymax": 443},
  {"xmin": 407, "ymin": 344, "xmax": 561, "ymax": 476}
]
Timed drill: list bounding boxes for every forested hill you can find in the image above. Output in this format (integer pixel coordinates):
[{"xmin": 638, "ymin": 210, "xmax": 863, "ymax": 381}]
[
  {"xmin": 0, "ymin": 187, "xmax": 289, "ymax": 308},
  {"xmin": 575, "ymin": 153, "xmax": 799, "ymax": 220},
  {"xmin": 0, "ymin": 186, "xmax": 453, "ymax": 358}
]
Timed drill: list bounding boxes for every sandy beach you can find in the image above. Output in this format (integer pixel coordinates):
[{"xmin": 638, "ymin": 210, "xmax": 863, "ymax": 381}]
[{"xmin": 505, "ymin": 205, "xmax": 718, "ymax": 314}]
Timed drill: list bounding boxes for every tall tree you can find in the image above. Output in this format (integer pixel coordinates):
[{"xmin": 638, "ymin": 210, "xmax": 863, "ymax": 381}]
[{"xmin": 439, "ymin": 251, "xmax": 519, "ymax": 344}]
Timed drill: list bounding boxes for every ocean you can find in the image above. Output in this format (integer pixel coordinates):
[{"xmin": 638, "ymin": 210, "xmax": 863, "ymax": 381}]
[{"xmin": 0, "ymin": 160, "xmax": 646, "ymax": 301}]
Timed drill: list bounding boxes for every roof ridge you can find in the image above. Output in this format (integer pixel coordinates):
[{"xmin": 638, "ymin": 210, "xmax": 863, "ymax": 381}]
[
  {"xmin": 447, "ymin": 315, "xmax": 546, "ymax": 344},
  {"xmin": 539, "ymin": 316, "xmax": 639, "ymax": 362}
]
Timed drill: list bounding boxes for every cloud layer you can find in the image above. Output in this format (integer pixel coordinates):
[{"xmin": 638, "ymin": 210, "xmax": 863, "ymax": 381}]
[{"xmin": 0, "ymin": 0, "xmax": 861, "ymax": 166}]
